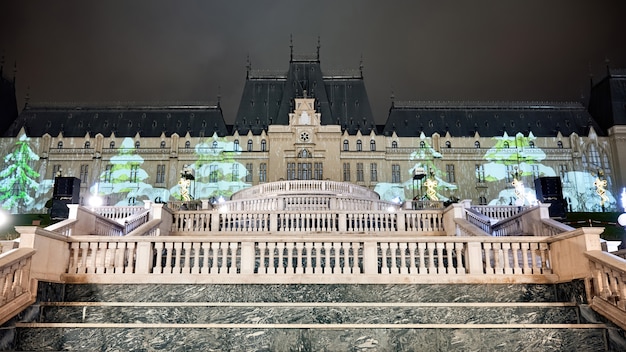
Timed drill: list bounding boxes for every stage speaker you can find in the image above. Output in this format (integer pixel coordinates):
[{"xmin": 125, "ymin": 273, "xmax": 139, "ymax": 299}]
[
  {"xmin": 53, "ymin": 177, "xmax": 81, "ymax": 202},
  {"xmin": 534, "ymin": 176, "xmax": 566, "ymax": 218},
  {"xmin": 50, "ymin": 199, "xmax": 71, "ymax": 219}
]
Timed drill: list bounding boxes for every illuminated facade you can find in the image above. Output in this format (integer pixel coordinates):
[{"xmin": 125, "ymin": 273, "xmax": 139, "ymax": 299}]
[{"xmin": 1, "ymin": 55, "xmax": 625, "ymax": 213}]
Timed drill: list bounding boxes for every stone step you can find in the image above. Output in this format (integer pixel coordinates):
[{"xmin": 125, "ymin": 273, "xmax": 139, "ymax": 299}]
[
  {"xmin": 13, "ymin": 325, "xmax": 609, "ymax": 351},
  {"xmin": 61, "ymin": 283, "xmax": 573, "ymax": 304},
  {"xmin": 36, "ymin": 301, "xmax": 581, "ymax": 325}
]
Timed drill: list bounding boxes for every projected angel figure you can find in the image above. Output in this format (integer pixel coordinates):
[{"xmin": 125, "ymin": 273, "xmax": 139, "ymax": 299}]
[
  {"xmin": 594, "ymin": 176, "xmax": 609, "ymax": 208},
  {"xmin": 511, "ymin": 177, "xmax": 526, "ymax": 205}
]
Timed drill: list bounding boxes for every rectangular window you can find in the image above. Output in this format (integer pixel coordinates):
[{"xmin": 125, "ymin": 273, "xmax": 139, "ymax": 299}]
[
  {"xmin": 505, "ymin": 165, "xmax": 514, "ymax": 182},
  {"xmin": 531, "ymin": 164, "xmax": 540, "ymax": 178},
  {"xmin": 314, "ymin": 162, "xmax": 323, "ymax": 180},
  {"xmin": 370, "ymin": 163, "xmax": 378, "ymax": 182},
  {"xmin": 52, "ymin": 164, "xmax": 62, "ymax": 178},
  {"xmin": 392, "ymin": 164, "xmax": 401, "ymax": 183},
  {"xmin": 103, "ymin": 164, "xmax": 113, "ymax": 183},
  {"xmin": 445, "ymin": 164, "xmax": 455, "ymax": 183},
  {"xmin": 79, "ymin": 164, "xmax": 88, "ymax": 183},
  {"xmin": 130, "ymin": 165, "xmax": 139, "ymax": 183},
  {"xmin": 245, "ymin": 163, "xmax": 253, "ymax": 182},
  {"xmin": 259, "ymin": 163, "xmax": 267, "ymax": 182},
  {"xmin": 559, "ymin": 164, "xmax": 569, "ymax": 183},
  {"xmin": 287, "ymin": 162, "xmax": 296, "ymax": 180},
  {"xmin": 343, "ymin": 163, "xmax": 351, "ymax": 182},
  {"xmin": 231, "ymin": 163, "xmax": 239, "ymax": 181},
  {"xmin": 156, "ymin": 164, "xmax": 166, "ymax": 184},
  {"xmin": 297, "ymin": 162, "xmax": 312, "ymax": 180},
  {"xmin": 356, "ymin": 163, "xmax": 364, "ymax": 182},
  {"xmin": 209, "ymin": 165, "xmax": 218, "ymax": 183},
  {"xmin": 475, "ymin": 164, "xmax": 485, "ymax": 183}
]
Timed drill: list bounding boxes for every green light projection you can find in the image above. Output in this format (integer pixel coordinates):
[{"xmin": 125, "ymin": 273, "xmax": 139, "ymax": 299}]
[{"xmin": 0, "ymin": 134, "xmax": 40, "ymax": 212}]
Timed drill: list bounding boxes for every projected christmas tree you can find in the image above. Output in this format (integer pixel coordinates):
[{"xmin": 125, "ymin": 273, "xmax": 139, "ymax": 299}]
[
  {"xmin": 0, "ymin": 134, "xmax": 40, "ymax": 212},
  {"xmin": 96, "ymin": 138, "xmax": 150, "ymax": 205}
]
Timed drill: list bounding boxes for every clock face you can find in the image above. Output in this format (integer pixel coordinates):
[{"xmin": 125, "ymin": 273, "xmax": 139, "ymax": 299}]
[{"xmin": 299, "ymin": 131, "xmax": 310, "ymax": 142}]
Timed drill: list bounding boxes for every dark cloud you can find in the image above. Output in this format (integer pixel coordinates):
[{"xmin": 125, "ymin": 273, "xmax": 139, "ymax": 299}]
[{"xmin": 2, "ymin": 1, "xmax": 626, "ymax": 123}]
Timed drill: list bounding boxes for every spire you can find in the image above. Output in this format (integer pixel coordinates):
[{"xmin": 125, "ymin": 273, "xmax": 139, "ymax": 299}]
[
  {"xmin": 289, "ymin": 34, "xmax": 293, "ymax": 62},
  {"xmin": 316, "ymin": 36, "xmax": 320, "ymax": 61},
  {"xmin": 246, "ymin": 54, "xmax": 251, "ymax": 79}
]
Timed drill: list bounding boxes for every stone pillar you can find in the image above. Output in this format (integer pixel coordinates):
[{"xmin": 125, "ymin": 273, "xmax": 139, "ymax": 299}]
[
  {"xmin": 240, "ymin": 242, "xmax": 255, "ymax": 274},
  {"xmin": 363, "ymin": 241, "xmax": 378, "ymax": 275}
]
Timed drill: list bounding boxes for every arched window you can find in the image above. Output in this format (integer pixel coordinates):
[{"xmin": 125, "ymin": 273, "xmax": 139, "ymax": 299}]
[
  {"xmin": 298, "ymin": 149, "xmax": 311, "ymax": 158},
  {"xmin": 420, "ymin": 141, "xmax": 426, "ymax": 148},
  {"xmin": 109, "ymin": 141, "xmax": 115, "ymax": 149},
  {"xmin": 356, "ymin": 140, "xmax": 362, "ymax": 151},
  {"xmin": 503, "ymin": 141, "xmax": 510, "ymax": 148},
  {"xmin": 57, "ymin": 141, "xmax": 63, "ymax": 149},
  {"xmin": 479, "ymin": 196, "xmax": 487, "ymax": 205},
  {"xmin": 529, "ymin": 141, "xmax": 535, "ymax": 148},
  {"xmin": 557, "ymin": 141, "xmax": 563, "ymax": 149},
  {"xmin": 84, "ymin": 141, "xmax": 90, "ymax": 149},
  {"xmin": 445, "ymin": 141, "xmax": 451, "ymax": 148},
  {"xmin": 391, "ymin": 141, "xmax": 398, "ymax": 149},
  {"xmin": 212, "ymin": 141, "xmax": 218, "ymax": 149},
  {"xmin": 343, "ymin": 140, "xmax": 349, "ymax": 151},
  {"xmin": 474, "ymin": 141, "xmax": 481, "ymax": 149},
  {"xmin": 247, "ymin": 139, "xmax": 253, "ymax": 151},
  {"xmin": 261, "ymin": 139, "xmax": 267, "ymax": 152},
  {"xmin": 234, "ymin": 139, "xmax": 239, "ymax": 151},
  {"xmin": 370, "ymin": 140, "xmax": 376, "ymax": 151},
  {"xmin": 160, "ymin": 140, "xmax": 166, "ymax": 149},
  {"xmin": 135, "ymin": 141, "xmax": 140, "ymax": 149},
  {"xmin": 185, "ymin": 141, "xmax": 191, "ymax": 149}
]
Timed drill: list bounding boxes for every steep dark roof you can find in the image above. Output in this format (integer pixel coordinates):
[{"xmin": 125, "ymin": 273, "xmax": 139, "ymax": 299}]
[
  {"xmin": 588, "ymin": 68, "xmax": 626, "ymax": 131},
  {"xmin": 234, "ymin": 55, "xmax": 375, "ymax": 135},
  {"xmin": 4, "ymin": 103, "xmax": 228, "ymax": 138},
  {"xmin": 382, "ymin": 101, "xmax": 604, "ymax": 138},
  {"xmin": 0, "ymin": 67, "xmax": 18, "ymax": 136}
]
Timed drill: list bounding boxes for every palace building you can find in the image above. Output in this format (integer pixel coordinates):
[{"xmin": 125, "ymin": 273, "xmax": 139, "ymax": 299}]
[{"xmin": 0, "ymin": 51, "xmax": 625, "ymax": 214}]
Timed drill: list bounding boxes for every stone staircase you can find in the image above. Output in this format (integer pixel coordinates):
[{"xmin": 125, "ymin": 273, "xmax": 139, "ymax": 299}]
[{"xmin": 2, "ymin": 282, "xmax": 621, "ymax": 351}]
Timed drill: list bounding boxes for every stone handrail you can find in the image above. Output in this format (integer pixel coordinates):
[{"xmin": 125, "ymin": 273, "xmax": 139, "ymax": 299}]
[
  {"xmin": 0, "ymin": 248, "xmax": 36, "ymax": 326},
  {"xmin": 471, "ymin": 205, "xmax": 530, "ymax": 220},
  {"xmin": 230, "ymin": 180, "xmax": 380, "ymax": 201},
  {"xmin": 491, "ymin": 205, "xmax": 551, "ymax": 237},
  {"xmin": 454, "ymin": 218, "xmax": 492, "ymax": 237},
  {"xmin": 120, "ymin": 209, "xmax": 150, "ymax": 234},
  {"xmin": 464, "ymin": 208, "xmax": 493, "ymax": 234},
  {"xmin": 221, "ymin": 196, "xmax": 397, "ymax": 213},
  {"xmin": 44, "ymin": 218, "xmax": 78, "ymax": 237},
  {"xmin": 90, "ymin": 205, "xmax": 145, "ymax": 220},
  {"xmin": 58, "ymin": 234, "xmax": 557, "ymax": 284},
  {"xmin": 541, "ymin": 218, "xmax": 575, "ymax": 237},
  {"xmin": 585, "ymin": 250, "xmax": 626, "ymax": 330},
  {"xmin": 125, "ymin": 219, "xmax": 162, "ymax": 237},
  {"xmin": 170, "ymin": 209, "xmax": 444, "ymax": 235}
]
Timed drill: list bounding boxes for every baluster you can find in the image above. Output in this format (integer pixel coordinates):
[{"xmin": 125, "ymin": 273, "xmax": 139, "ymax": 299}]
[
  {"xmin": 163, "ymin": 242, "xmax": 174, "ymax": 274},
  {"xmin": 68, "ymin": 242, "xmax": 80, "ymax": 274},
  {"xmin": 398, "ymin": 242, "xmax": 408, "ymax": 274},
  {"xmin": 295, "ymin": 242, "xmax": 304, "ymax": 274},
  {"xmin": 521, "ymin": 242, "xmax": 530, "ymax": 274},
  {"xmin": 483, "ymin": 242, "xmax": 496, "ymax": 274},
  {"xmin": 539, "ymin": 242, "xmax": 550, "ymax": 273},
  {"xmin": 502, "ymin": 242, "xmax": 512, "ymax": 274},
  {"xmin": 511, "ymin": 243, "xmax": 521, "ymax": 274},
  {"xmin": 416, "ymin": 243, "xmax": 426, "ymax": 274},
  {"xmin": 279, "ymin": 242, "xmax": 288, "ymax": 274},
  {"xmin": 320, "ymin": 243, "xmax": 328, "ymax": 274},
  {"xmin": 407, "ymin": 242, "xmax": 417, "ymax": 274},
  {"xmin": 268, "ymin": 242, "xmax": 277, "ymax": 274},
  {"xmin": 329, "ymin": 242, "xmax": 338, "ymax": 274},
  {"xmin": 444, "ymin": 243, "xmax": 454, "ymax": 274},
  {"xmin": 454, "ymin": 243, "xmax": 466, "ymax": 274}
]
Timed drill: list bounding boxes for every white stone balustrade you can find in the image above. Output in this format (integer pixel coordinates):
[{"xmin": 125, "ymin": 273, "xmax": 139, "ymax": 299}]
[
  {"xmin": 585, "ymin": 250, "xmax": 626, "ymax": 330},
  {"xmin": 0, "ymin": 248, "xmax": 36, "ymax": 326}
]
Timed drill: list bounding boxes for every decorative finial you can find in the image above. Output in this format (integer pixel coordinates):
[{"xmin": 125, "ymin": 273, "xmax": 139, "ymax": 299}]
[
  {"xmin": 24, "ymin": 86, "xmax": 30, "ymax": 108},
  {"xmin": 359, "ymin": 55, "xmax": 364, "ymax": 77},
  {"xmin": 290, "ymin": 34, "xmax": 293, "ymax": 61},
  {"xmin": 390, "ymin": 90, "xmax": 395, "ymax": 108},
  {"xmin": 316, "ymin": 36, "xmax": 320, "ymax": 61},
  {"xmin": 246, "ymin": 54, "xmax": 251, "ymax": 79}
]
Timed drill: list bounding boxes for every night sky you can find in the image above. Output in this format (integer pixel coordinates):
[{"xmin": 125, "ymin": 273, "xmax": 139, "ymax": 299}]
[{"xmin": 2, "ymin": 1, "xmax": 626, "ymax": 124}]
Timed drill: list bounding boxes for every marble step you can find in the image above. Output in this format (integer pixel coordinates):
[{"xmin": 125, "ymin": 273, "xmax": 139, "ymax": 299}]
[
  {"xmin": 61, "ymin": 283, "xmax": 573, "ymax": 303},
  {"xmin": 36, "ymin": 301, "xmax": 582, "ymax": 325},
  {"xmin": 13, "ymin": 325, "xmax": 609, "ymax": 351}
]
